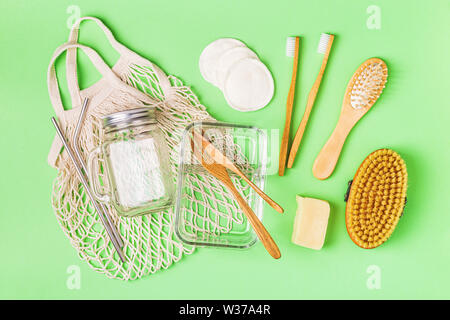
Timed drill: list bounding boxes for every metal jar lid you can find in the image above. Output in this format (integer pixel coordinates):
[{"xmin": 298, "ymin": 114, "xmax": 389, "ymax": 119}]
[{"xmin": 102, "ymin": 106, "xmax": 156, "ymax": 131}]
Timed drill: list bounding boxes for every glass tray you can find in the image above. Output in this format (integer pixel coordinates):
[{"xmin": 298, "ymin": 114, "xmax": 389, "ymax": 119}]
[{"xmin": 174, "ymin": 121, "xmax": 267, "ymax": 249}]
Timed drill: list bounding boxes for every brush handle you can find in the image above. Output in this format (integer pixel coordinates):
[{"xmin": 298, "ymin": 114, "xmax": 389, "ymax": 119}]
[
  {"xmin": 287, "ymin": 35, "xmax": 334, "ymax": 169},
  {"xmin": 312, "ymin": 117, "xmax": 353, "ymax": 180},
  {"xmin": 279, "ymin": 37, "xmax": 300, "ymax": 176},
  {"xmin": 228, "ymin": 183, "xmax": 281, "ymax": 259},
  {"xmin": 286, "ymin": 86, "xmax": 318, "ymax": 168}
]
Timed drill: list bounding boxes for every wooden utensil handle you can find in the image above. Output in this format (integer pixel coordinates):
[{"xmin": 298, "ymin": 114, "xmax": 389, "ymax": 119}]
[
  {"xmin": 235, "ymin": 168, "xmax": 284, "ymax": 214},
  {"xmin": 229, "ymin": 186, "xmax": 281, "ymax": 259},
  {"xmin": 313, "ymin": 120, "xmax": 352, "ymax": 180}
]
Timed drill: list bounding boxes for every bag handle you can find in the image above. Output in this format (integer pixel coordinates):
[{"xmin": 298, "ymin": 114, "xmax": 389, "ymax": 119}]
[
  {"xmin": 47, "ymin": 42, "xmax": 154, "ymax": 168},
  {"xmin": 65, "ymin": 17, "xmax": 171, "ymax": 106},
  {"xmin": 48, "ymin": 42, "xmax": 127, "ymax": 118}
]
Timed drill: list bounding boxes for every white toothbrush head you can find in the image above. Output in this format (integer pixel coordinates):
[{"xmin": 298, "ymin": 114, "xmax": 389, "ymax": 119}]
[
  {"xmin": 286, "ymin": 36, "xmax": 298, "ymax": 57},
  {"xmin": 317, "ymin": 33, "xmax": 332, "ymax": 54}
]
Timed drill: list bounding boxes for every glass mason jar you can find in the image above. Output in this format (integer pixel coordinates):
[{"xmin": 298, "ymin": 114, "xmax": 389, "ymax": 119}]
[{"xmin": 87, "ymin": 106, "xmax": 175, "ymax": 217}]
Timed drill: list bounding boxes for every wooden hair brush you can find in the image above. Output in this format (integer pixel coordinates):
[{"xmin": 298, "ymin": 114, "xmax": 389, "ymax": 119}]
[
  {"xmin": 313, "ymin": 58, "xmax": 388, "ymax": 180},
  {"xmin": 345, "ymin": 149, "xmax": 407, "ymax": 249}
]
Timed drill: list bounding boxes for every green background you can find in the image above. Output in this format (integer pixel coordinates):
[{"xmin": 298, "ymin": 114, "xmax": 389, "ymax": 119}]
[{"xmin": 0, "ymin": 0, "xmax": 449, "ymax": 299}]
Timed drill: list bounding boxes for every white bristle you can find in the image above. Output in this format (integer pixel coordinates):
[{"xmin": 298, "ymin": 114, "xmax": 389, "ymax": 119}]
[
  {"xmin": 317, "ymin": 33, "xmax": 331, "ymax": 54},
  {"xmin": 286, "ymin": 37, "xmax": 297, "ymax": 57},
  {"xmin": 350, "ymin": 62, "xmax": 387, "ymax": 109}
]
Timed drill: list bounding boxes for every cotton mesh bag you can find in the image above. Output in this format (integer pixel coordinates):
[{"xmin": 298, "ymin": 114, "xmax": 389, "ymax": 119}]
[{"xmin": 48, "ymin": 17, "xmax": 253, "ymax": 280}]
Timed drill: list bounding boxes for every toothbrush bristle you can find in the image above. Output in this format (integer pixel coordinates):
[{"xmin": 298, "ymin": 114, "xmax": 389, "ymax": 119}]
[
  {"xmin": 286, "ymin": 37, "xmax": 297, "ymax": 57},
  {"xmin": 317, "ymin": 33, "xmax": 331, "ymax": 54}
]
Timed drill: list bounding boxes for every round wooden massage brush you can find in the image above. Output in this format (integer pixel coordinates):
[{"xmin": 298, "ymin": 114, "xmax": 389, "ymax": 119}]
[{"xmin": 345, "ymin": 149, "xmax": 408, "ymax": 249}]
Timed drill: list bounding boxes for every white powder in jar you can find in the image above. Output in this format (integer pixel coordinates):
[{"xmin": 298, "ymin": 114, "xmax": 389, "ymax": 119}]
[{"xmin": 108, "ymin": 138, "xmax": 166, "ymax": 208}]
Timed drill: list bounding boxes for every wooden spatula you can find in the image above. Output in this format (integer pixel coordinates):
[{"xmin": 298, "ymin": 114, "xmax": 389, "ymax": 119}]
[{"xmin": 191, "ymin": 130, "xmax": 281, "ymax": 259}]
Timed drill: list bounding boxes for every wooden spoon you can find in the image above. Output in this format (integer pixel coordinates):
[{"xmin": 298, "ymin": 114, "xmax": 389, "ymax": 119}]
[{"xmin": 191, "ymin": 131, "xmax": 281, "ymax": 259}]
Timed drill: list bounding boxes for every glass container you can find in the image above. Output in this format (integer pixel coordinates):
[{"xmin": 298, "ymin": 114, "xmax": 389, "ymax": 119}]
[
  {"xmin": 175, "ymin": 121, "xmax": 267, "ymax": 249},
  {"xmin": 87, "ymin": 106, "xmax": 175, "ymax": 217}
]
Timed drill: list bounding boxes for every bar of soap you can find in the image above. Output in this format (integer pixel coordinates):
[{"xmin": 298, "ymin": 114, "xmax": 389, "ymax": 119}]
[{"xmin": 291, "ymin": 196, "xmax": 330, "ymax": 250}]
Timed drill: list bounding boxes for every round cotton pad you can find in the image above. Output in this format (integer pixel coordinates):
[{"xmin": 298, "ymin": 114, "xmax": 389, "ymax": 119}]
[
  {"xmin": 223, "ymin": 58, "xmax": 274, "ymax": 112},
  {"xmin": 199, "ymin": 38, "xmax": 245, "ymax": 86},
  {"xmin": 216, "ymin": 47, "xmax": 258, "ymax": 89}
]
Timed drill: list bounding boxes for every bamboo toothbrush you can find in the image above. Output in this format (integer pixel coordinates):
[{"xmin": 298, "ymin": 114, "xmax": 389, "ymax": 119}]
[
  {"xmin": 279, "ymin": 36, "xmax": 300, "ymax": 176},
  {"xmin": 287, "ymin": 33, "xmax": 334, "ymax": 168},
  {"xmin": 313, "ymin": 58, "xmax": 388, "ymax": 180}
]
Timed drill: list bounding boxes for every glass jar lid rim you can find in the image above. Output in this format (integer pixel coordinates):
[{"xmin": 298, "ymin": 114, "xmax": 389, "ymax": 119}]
[{"xmin": 102, "ymin": 106, "xmax": 156, "ymax": 129}]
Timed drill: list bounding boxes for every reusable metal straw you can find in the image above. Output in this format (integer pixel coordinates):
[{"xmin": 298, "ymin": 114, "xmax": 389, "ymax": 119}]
[
  {"xmin": 73, "ymin": 98, "xmax": 124, "ymax": 248},
  {"xmin": 51, "ymin": 117, "xmax": 126, "ymax": 263}
]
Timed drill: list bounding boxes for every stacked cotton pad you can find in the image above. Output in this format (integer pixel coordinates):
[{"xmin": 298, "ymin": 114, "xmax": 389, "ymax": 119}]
[{"xmin": 199, "ymin": 38, "xmax": 274, "ymax": 112}]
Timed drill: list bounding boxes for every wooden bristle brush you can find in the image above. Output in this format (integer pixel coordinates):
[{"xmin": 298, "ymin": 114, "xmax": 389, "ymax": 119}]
[
  {"xmin": 287, "ymin": 33, "xmax": 334, "ymax": 169},
  {"xmin": 345, "ymin": 149, "xmax": 407, "ymax": 249},
  {"xmin": 313, "ymin": 58, "xmax": 388, "ymax": 180}
]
